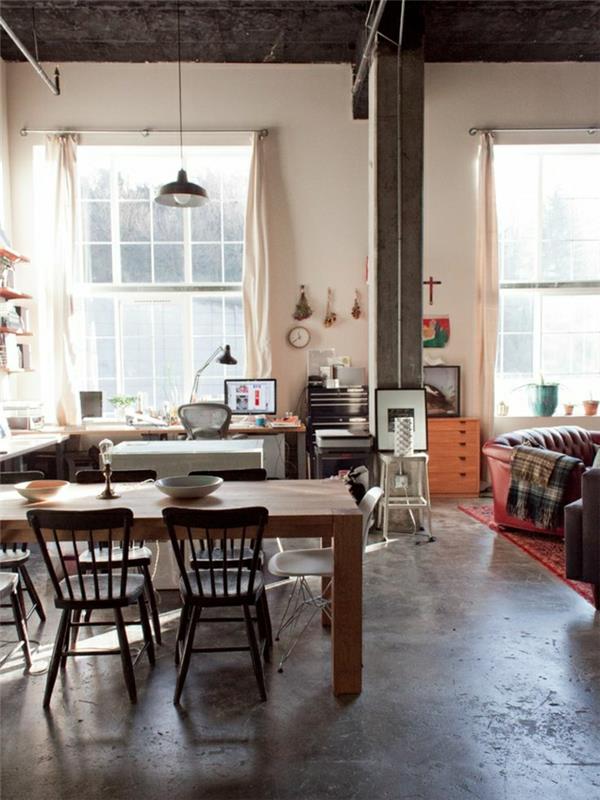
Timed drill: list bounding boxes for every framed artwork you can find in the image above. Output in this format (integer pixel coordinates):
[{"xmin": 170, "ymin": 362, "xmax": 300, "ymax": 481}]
[
  {"xmin": 375, "ymin": 388, "xmax": 428, "ymax": 451},
  {"xmin": 424, "ymin": 365, "xmax": 461, "ymax": 417},
  {"xmin": 423, "ymin": 316, "xmax": 450, "ymax": 348}
]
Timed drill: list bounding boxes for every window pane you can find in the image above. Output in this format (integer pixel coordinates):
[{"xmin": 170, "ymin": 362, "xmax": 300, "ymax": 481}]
[
  {"xmin": 83, "ymin": 244, "xmax": 112, "ymax": 283},
  {"xmin": 191, "ymin": 203, "xmax": 221, "ymax": 242},
  {"xmin": 119, "ymin": 201, "xmax": 151, "ymax": 241},
  {"xmin": 193, "ymin": 296, "xmax": 222, "ymax": 336},
  {"xmin": 224, "ymin": 295, "xmax": 244, "ymax": 337},
  {"xmin": 82, "ymin": 201, "xmax": 111, "ymax": 241},
  {"xmin": 542, "ymin": 295, "xmax": 600, "ymax": 333},
  {"xmin": 501, "ymin": 333, "xmax": 533, "ymax": 375},
  {"xmin": 500, "ymin": 240, "xmax": 536, "ymax": 283},
  {"xmin": 121, "ymin": 244, "xmax": 151, "ymax": 282},
  {"xmin": 224, "ymin": 243, "xmax": 243, "ymax": 282},
  {"xmin": 154, "ymin": 244, "xmax": 184, "ymax": 283},
  {"xmin": 81, "ymin": 168, "xmax": 110, "ymax": 200},
  {"xmin": 153, "ymin": 203, "xmax": 183, "ymax": 242},
  {"xmin": 541, "ymin": 240, "xmax": 570, "ymax": 281},
  {"xmin": 223, "ymin": 201, "xmax": 244, "ymax": 241},
  {"xmin": 222, "ymin": 160, "xmax": 250, "ymax": 201},
  {"xmin": 187, "ymin": 163, "xmax": 221, "ymax": 201},
  {"xmin": 85, "ymin": 297, "xmax": 115, "ymax": 337},
  {"xmin": 572, "ymin": 241, "xmax": 600, "ymax": 281},
  {"xmin": 192, "ymin": 244, "xmax": 222, "ymax": 282},
  {"xmin": 193, "ymin": 335, "xmax": 223, "ymax": 376},
  {"xmin": 502, "ymin": 294, "xmax": 533, "ymax": 333},
  {"xmin": 118, "ymin": 168, "xmax": 150, "ymax": 200}
]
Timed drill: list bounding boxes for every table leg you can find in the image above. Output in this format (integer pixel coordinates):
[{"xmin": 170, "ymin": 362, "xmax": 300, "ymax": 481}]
[
  {"xmin": 331, "ymin": 512, "xmax": 362, "ymax": 696},
  {"xmin": 297, "ymin": 431, "xmax": 307, "ymax": 479},
  {"xmin": 321, "ymin": 534, "xmax": 332, "ymax": 628},
  {"xmin": 55, "ymin": 441, "xmax": 67, "ymax": 481}
]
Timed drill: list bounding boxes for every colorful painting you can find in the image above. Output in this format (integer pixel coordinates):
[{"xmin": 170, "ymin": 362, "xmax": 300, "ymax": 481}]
[{"xmin": 423, "ymin": 316, "xmax": 450, "ymax": 348}]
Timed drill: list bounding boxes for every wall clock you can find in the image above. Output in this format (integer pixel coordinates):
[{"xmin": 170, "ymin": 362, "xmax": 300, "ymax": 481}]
[{"xmin": 287, "ymin": 326, "xmax": 311, "ymax": 349}]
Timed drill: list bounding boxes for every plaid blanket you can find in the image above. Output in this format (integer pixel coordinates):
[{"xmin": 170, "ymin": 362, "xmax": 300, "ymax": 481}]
[{"xmin": 507, "ymin": 445, "xmax": 582, "ymax": 529}]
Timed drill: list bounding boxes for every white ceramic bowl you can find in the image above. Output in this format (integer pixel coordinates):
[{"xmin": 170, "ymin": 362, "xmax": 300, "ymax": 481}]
[
  {"xmin": 154, "ymin": 475, "xmax": 223, "ymax": 500},
  {"xmin": 14, "ymin": 479, "xmax": 69, "ymax": 503}
]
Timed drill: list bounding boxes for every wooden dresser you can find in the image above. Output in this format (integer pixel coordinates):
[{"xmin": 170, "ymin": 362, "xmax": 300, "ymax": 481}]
[{"xmin": 427, "ymin": 417, "xmax": 480, "ymax": 496}]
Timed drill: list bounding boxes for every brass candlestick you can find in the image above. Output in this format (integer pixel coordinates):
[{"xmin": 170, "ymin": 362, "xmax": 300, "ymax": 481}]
[{"xmin": 97, "ymin": 462, "xmax": 120, "ymax": 500}]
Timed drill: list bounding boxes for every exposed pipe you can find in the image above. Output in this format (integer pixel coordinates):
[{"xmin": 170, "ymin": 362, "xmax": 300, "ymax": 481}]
[
  {"xmin": 352, "ymin": 0, "xmax": 388, "ymax": 97},
  {"xmin": 0, "ymin": 14, "xmax": 60, "ymax": 96}
]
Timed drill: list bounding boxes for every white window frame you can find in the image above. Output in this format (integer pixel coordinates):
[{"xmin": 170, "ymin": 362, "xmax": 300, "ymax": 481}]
[{"xmin": 76, "ymin": 145, "xmax": 249, "ymax": 407}]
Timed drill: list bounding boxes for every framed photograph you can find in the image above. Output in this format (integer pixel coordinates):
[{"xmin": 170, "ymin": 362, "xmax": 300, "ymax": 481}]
[
  {"xmin": 375, "ymin": 388, "xmax": 428, "ymax": 451},
  {"xmin": 423, "ymin": 365, "xmax": 461, "ymax": 417}
]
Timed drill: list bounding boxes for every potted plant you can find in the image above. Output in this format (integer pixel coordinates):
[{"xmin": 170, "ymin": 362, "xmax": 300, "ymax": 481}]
[
  {"xmin": 108, "ymin": 394, "xmax": 137, "ymax": 420},
  {"xmin": 563, "ymin": 400, "xmax": 575, "ymax": 416},
  {"xmin": 523, "ymin": 375, "xmax": 559, "ymax": 417},
  {"xmin": 582, "ymin": 394, "xmax": 599, "ymax": 416}
]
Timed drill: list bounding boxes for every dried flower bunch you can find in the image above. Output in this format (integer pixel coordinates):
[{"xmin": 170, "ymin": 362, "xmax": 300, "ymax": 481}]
[
  {"xmin": 351, "ymin": 289, "xmax": 361, "ymax": 319},
  {"xmin": 293, "ymin": 285, "xmax": 313, "ymax": 320},
  {"xmin": 324, "ymin": 288, "xmax": 337, "ymax": 328}
]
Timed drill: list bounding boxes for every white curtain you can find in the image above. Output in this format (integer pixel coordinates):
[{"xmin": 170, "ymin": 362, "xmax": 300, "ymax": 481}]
[
  {"xmin": 242, "ymin": 132, "xmax": 271, "ymax": 377},
  {"xmin": 474, "ymin": 132, "xmax": 499, "ymax": 447},
  {"xmin": 44, "ymin": 134, "xmax": 81, "ymax": 425}
]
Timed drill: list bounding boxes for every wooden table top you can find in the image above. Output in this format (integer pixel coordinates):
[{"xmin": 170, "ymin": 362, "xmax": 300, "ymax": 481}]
[
  {"xmin": 14, "ymin": 423, "xmax": 306, "ymax": 437},
  {"xmin": 0, "ymin": 479, "xmax": 359, "ymax": 542}
]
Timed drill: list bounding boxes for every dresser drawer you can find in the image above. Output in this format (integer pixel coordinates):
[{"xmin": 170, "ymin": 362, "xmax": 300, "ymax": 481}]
[
  {"xmin": 429, "ymin": 453, "xmax": 478, "ymax": 473},
  {"xmin": 429, "ymin": 468, "xmax": 479, "ymax": 495}
]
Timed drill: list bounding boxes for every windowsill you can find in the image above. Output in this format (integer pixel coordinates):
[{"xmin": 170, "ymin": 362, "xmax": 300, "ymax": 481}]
[{"xmin": 493, "ymin": 415, "xmax": 600, "ymax": 432}]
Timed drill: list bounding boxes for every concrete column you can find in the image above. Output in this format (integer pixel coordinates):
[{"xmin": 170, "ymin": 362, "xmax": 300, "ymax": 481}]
[{"xmin": 368, "ymin": 15, "xmax": 424, "ymax": 394}]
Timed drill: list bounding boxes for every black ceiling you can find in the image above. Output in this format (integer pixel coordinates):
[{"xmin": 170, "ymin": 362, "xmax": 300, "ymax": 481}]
[{"xmin": 1, "ymin": 0, "xmax": 599, "ymax": 65}]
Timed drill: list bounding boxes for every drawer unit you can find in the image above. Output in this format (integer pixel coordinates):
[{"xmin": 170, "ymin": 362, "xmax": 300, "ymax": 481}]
[{"xmin": 427, "ymin": 417, "xmax": 480, "ymax": 496}]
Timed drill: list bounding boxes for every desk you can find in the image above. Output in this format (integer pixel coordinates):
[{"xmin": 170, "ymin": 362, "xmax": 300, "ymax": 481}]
[
  {"xmin": 0, "ymin": 434, "xmax": 70, "ymax": 479},
  {"xmin": 111, "ymin": 439, "xmax": 264, "ymax": 478},
  {"xmin": 22, "ymin": 424, "xmax": 307, "ymax": 479},
  {"xmin": 0, "ymin": 479, "xmax": 362, "ymax": 696}
]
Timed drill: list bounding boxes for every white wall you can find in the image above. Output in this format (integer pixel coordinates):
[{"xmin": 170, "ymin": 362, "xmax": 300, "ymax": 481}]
[
  {"xmin": 6, "ymin": 62, "xmax": 368, "ymax": 413},
  {"xmin": 424, "ymin": 62, "xmax": 600, "ymax": 431},
  {"xmin": 0, "ymin": 59, "xmax": 10, "ymax": 236}
]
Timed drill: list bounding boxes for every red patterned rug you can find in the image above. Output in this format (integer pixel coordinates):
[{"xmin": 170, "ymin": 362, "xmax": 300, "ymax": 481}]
[{"xmin": 458, "ymin": 504, "xmax": 596, "ymax": 607}]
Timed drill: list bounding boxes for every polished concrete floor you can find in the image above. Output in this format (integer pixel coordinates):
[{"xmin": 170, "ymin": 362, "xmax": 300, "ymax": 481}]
[{"xmin": 1, "ymin": 499, "xmax": 599, "ymax": 800}]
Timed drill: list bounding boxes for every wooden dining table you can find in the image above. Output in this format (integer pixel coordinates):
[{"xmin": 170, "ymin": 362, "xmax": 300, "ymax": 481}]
[{"xmin": 0, "ymin": 478, "xmax": 363, "ymax": 696}]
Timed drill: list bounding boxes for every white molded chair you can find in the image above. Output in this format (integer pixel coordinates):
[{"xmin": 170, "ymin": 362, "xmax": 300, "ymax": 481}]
[{"xmin": 267, "ymin": 486, "xmax": 383, "ymax": 671}]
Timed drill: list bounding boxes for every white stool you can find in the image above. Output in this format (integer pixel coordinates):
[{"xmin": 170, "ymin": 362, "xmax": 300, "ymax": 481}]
[{"xmin": 378, "ymin": 452, "xmax": 434, "ymax": 542}]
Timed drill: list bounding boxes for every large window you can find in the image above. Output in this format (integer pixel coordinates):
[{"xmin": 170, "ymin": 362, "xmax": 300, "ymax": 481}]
[
  {"xmin": 495, "ymin": 145, "xmax": 600, "ymax": 415},
  {"xmin": 77, "ymin": 146, "xmax": 250, "ymax": 413}
]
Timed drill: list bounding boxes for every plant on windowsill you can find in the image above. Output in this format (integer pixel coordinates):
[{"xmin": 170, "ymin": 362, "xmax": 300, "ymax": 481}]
[
  {"xmin": 514, "ymin": 375, "xmax": 560, "ymax": 417},
  {"xmin": 108, "ymin": 395, "xmax": 137, "ymax": 420},
  {"xmin": 582, "ymin": 394, "xmax": 599, "ymax": 417}
]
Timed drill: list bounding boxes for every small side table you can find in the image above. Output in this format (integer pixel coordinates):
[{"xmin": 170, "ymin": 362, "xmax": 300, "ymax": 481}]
[{"xmin": 378, "ymin": 452, "xmax": 435, "ymax": 542}]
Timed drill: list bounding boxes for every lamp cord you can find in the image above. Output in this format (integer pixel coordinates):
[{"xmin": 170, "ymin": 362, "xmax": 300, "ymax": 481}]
[{"xmin": 177, "ymin": 0, "xmax": 184, "ymax": 167}]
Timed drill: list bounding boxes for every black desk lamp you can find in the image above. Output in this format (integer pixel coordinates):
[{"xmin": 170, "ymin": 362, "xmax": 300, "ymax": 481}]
[{"xmin": 189, "ymin": 345, "xmax": 237, "ymax": 402}]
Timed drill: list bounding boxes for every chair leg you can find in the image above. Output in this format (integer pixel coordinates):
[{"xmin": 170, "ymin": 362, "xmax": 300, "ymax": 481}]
[
  {"xmin": 174, "ymin": 601, "xmax": 190, "ymax": 666},
  {"xmin": 141, "ymin": 564, "xmax": 161, "ymax": 645},
  {"xmin": 256, "ymin": 593, "xmax": 272, "ymax": 662},
  {"xmin": 18, "ymin": 564, "xmax": 46, "ymax": 623},
  {"xmin": 44, "ymin": 609, "xmax": 70, "ymax": 709},
  {"xmin": 243, "ymin": 604, "xmax": 267, "ymax": 701},
  {"xmin": 10, "ymin": 588, "xmax": 32, "ymax": 669},
  {"xmin": 114, "ymin": 607, "xmax": 137, "ymax": 704},
  {"xmin": 138, "ymin": 596, "xmax": 155, "ymax": 666},
  {"xmin": 174, "ymin": 604, "xmax": 200, "ymax": 705},
  {"xmin": 70, "ymin": 609, "xmax": 82, "ymax": 650},
  {"xmin": 593, "ymin": 583, "xmax": 599, "ymax": 610}
]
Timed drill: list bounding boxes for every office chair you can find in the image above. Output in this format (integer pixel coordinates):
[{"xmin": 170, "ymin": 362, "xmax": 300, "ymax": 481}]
[{"xmin": 177, "ymin": 403, "xmax": 232, "ymax": 439}]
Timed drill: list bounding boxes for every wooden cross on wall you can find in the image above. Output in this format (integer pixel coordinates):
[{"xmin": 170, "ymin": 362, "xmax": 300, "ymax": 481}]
[{"xmin": 423, "ymin": 275, "xmax": 442, "ymax": 305}]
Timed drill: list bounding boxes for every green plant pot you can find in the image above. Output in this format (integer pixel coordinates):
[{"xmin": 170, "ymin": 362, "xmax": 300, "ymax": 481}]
[{"xmin": 528, "ymin": 384, "xmax": 559, "ymax": 416}]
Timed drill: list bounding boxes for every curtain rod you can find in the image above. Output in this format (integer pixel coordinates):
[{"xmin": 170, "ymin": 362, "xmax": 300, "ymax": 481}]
[
  {"xmin": 20, "ymin": 127, "xmax": 269, "ymax": 138},
  {"xmin": 469, "ymin": 126, "xmax": 598, "ymax": 136}
]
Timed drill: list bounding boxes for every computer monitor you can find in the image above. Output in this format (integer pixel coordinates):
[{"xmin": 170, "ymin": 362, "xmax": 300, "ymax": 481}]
[{"xmin": 224, "ymin": 379, "xmax": 277, "ymax": 415}]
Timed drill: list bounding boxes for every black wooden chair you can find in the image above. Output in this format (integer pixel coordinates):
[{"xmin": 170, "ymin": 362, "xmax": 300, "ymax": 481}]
[
  {"xmin": 162, "ymin": 506, "xmax": 272, "ymax": 704},
  {"xmin": 0, "ymin": 572, "xmax": 33, "ymax": 670},
  {"xmin": 188, "ymin": 468, "xmax": 268, "ymax": 481},
  {"xmin": 74, "ymin": 469, "xmax": 161, "ymax": 644},
  {"xmin": 0, "ymin": 471, "xmax": 46, "ymax": 623},
  {"xmin": 26, "ymin": 508, "xmax": 154, "ymax": 708}
]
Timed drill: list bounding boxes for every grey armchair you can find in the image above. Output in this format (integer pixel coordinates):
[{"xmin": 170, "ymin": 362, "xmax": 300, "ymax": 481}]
[{"xmin": 565, "ymin": 468, "xmax": 600, "ymax": 610}]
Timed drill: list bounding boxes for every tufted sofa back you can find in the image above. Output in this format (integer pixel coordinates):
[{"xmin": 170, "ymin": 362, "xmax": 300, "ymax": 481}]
[{"xmin": 491, "ymin": 426, "xmax": 598, "ymax": 465}]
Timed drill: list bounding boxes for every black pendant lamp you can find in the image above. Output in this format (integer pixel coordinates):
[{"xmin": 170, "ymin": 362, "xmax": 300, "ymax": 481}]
[{"xmin": 155, "ymin": 1, "xmax": 208, "ymax": 208}]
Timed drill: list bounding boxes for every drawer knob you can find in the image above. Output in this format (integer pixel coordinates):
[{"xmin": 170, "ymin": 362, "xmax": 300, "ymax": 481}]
[
  {"xmin": 459, "ymin": 442, "xmax": 466, "ymax": 447},
  {"xmin": 459, "ymin": 456, "xmax": 466, "ymax": 461},
  {"xmin": 459, "ymin": 472, "xmax": 467, "ymax": 477}
]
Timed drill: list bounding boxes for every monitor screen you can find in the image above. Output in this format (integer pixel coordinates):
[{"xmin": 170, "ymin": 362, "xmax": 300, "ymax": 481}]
[{"xmin": 224, "ymin": 379, "xmax": 277, "ymax": 415}]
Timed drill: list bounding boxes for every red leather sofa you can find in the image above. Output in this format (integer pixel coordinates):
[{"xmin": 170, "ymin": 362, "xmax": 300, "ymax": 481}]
[{"xmin": 482, "ymin": 426, "xmax": 600, "ymax": 537}]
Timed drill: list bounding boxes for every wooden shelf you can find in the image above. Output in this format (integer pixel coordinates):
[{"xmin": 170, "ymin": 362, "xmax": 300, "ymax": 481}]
[
  {"xmin": 0, "ymin": 367, "xmax": 34, "ymax": 374},
  {"xmin": 0, "ymin": 246, "xmax": 29, "ymax": 264},
  {"xmin": 0, "ymin": 288, "xmax": 32, "ymax": 301}
]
